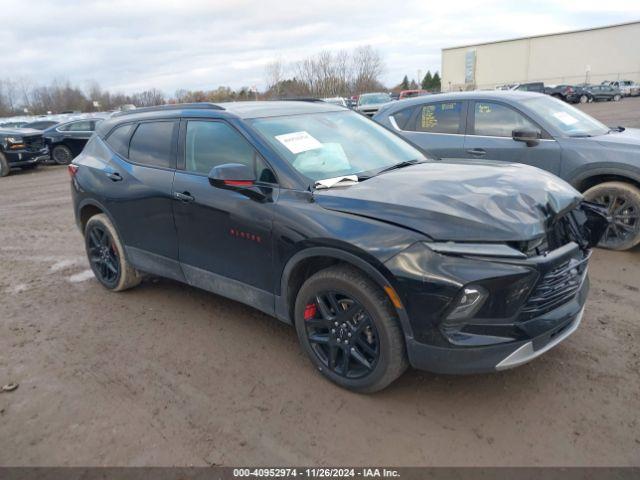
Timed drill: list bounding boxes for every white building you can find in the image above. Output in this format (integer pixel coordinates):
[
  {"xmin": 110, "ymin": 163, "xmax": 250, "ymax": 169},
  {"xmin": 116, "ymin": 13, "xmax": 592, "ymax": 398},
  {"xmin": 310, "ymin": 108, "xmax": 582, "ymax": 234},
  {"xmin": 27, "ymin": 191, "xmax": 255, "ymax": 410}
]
[{"xmin": 441, "ymin": 20, "xmax": 640, "ymax": 91}]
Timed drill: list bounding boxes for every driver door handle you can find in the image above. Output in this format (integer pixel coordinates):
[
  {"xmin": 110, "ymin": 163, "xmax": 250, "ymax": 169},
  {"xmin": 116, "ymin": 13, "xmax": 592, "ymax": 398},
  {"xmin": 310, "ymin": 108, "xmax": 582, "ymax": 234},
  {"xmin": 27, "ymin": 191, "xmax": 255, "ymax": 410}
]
[
  {"xmin": 466, "ymin": 148, "xmax": 486, "ymax": 156},
  {"xmin": 174, "ymin": 191, "xmax": 194, "ymax": 203},
  {"xmin": 106, "ymin": 172, "xmax": 122, "ymax": 182}
]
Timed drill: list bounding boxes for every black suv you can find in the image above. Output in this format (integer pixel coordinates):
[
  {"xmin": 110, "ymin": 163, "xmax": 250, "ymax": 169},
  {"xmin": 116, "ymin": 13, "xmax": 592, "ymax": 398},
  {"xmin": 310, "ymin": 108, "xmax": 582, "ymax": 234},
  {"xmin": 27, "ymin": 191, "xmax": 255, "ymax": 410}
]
[
  {"xmin": 0, "ymin": 127, "xmax": 50, "ymax": 177},
  {"xmin": 70, "ymin": 102, "xmax": 606, "ymax": 392}
]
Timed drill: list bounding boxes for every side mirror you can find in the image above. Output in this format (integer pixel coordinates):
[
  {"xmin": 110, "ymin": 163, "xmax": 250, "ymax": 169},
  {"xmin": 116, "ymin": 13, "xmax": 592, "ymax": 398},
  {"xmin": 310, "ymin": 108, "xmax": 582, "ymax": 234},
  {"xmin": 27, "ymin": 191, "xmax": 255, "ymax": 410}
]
[
  {"xmin": 208, "ymin": 163, "xmax": 256, "ymax": 190},
  {"xmin": 512, "ymin": 128, "xmax": 541, "ymax": 147}
]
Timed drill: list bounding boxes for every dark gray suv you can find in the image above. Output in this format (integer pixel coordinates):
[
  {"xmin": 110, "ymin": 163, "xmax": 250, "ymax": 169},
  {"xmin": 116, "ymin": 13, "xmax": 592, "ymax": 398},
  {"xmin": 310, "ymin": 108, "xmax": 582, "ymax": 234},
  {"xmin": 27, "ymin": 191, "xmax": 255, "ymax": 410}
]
[{"xmin": 374, "ymin": 91, "xmax": 640, "ymax": 250}]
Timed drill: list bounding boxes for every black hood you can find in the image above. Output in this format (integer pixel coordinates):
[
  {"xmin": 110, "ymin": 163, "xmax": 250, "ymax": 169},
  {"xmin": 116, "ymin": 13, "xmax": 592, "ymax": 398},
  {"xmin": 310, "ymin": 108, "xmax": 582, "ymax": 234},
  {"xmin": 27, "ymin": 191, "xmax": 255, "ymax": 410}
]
[{"xmin": 315, "ymin": 162, "xmax": 583, "ymax": 242}]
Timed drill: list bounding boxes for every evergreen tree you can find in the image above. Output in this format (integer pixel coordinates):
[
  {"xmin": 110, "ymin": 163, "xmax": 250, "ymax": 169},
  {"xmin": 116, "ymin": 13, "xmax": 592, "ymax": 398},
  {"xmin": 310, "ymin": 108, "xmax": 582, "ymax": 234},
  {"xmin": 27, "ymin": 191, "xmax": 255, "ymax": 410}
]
[
  {"xmin": 421, "ymin": 70, "xmax": 433, "ymax": 90},
  {"xmin": 400, "ymin": 75, "xmax": 410, "ymax": 90},
  {"xmin": 432, "ymin": 71, "xmax": 441, "ymax": 92}
]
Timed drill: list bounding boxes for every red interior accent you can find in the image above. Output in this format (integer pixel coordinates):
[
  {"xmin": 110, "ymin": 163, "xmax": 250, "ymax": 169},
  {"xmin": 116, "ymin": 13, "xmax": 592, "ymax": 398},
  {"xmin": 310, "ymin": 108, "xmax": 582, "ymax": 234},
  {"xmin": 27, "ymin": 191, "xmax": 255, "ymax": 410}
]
[
  {"xmin": 304, "ymin": 303, "xmax": 317, "ymax": 320},
  {"xmin": 67, "ymin": 164, "xmax": 79, "ymax": 178},
  {"xmin": 223, "ymin": 180, "xmax": 253, "ymax": 187}
]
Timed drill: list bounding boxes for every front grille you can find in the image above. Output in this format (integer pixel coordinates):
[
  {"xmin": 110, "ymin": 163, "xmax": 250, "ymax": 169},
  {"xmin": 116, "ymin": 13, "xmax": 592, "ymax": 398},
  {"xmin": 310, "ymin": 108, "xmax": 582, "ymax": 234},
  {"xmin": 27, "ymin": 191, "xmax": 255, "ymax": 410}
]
[
  {"xmin": 23, "ymin": 135, "xmax": 45, "ymax": 152},
  {"xmin": 521, "ymin": 253, "xmax": 589, "ymax": 318}
]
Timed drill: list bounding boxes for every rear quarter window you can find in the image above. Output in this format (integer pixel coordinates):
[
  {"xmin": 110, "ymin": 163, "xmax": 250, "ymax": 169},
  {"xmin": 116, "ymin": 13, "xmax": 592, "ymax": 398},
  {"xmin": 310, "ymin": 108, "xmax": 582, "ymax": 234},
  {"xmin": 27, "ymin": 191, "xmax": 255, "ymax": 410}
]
[{"xmin": 105, "ymin": 124, "xmax": 135, "ymax": 158}]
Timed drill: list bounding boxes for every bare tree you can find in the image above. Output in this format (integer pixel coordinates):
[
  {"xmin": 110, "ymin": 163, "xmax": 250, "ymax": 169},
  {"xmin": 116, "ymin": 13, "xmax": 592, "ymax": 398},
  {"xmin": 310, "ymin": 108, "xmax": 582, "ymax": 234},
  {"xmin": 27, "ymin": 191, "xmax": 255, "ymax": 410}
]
[
  {"xmin": 264, "ymin": 58, "xmax": 285, "ymax": 98},
  {"xmin": 351, "ymin": 46, "xmax": 385, "ymax": 93}
]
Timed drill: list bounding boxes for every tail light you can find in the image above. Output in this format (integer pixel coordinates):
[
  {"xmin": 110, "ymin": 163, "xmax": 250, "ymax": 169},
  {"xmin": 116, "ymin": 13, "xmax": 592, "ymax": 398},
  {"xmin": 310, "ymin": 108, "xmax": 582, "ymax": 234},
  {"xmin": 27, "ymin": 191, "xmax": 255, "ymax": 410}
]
[{"xmin": 68, "ymin": 164, "xmax": 79, "ymax": 178}]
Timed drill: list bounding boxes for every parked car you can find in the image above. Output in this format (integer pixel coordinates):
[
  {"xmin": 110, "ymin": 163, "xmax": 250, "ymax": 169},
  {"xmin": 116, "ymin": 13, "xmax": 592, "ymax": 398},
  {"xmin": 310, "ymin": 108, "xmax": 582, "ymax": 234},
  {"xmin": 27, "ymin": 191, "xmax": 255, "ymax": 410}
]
[
  {"xmin": 515, "ymin": 82, "xmax": 545, "ymax": 93},
  {"xmin": 356, "ymin": 92, "xmax": 393, "ymax": 117},
  {"xmin": 44, "ymin": 118, "xmax": 104, "ymax": 164},
  {"xmin": 398, "ymin": 89, "xmax": 430, "ymax": 100},
  {"xmin": 544, "ymin": 84, "xmax": 578, "ymax": 102},
  {"xmin": 0, "ymin": 127, "xmax": 50, "ymax": 177},
  {"xmin": 584, "ymin": 84, "xmax": 622, "ymax": 102},
  {"xmin": 496, "ymin": 82, "xmax": 545, "ymax": 93},
  {"xmin": 374, "ymin": 91, "xmax": 640, "ymax": 250},
  {"xmin": 70, "ymin": 101, "xmax": 606, "ymax": 392},
  {"xmin": 606, "ymin": 80, "xmax": 639, "ymax": 97},
  {"xmin": 322, "ymin": 97, "xmax": 348, "ymax": 107},
  {"xmin": 21, "ymin": 120, "xmax": 59, "ymax": 130},
  {"xmin": 0, "ymin": 121, "xmax": 29, "ymax": 128}
]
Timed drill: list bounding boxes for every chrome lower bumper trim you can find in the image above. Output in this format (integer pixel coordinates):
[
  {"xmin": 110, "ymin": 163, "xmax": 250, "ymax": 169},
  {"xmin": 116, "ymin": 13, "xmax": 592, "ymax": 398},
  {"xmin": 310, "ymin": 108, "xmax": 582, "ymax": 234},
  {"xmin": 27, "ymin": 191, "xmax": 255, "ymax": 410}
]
[{"xmin": 495, "ymin": 307, "xmax": 584, "ymax": 371}]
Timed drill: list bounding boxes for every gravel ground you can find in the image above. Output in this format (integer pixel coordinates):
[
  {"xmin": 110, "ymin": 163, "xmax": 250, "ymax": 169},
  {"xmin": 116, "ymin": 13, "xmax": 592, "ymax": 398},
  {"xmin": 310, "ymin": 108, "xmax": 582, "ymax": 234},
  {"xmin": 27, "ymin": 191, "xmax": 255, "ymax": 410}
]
[{"xmin": 0, "ymin": 100, "xmax": 639, "ymax": 467}]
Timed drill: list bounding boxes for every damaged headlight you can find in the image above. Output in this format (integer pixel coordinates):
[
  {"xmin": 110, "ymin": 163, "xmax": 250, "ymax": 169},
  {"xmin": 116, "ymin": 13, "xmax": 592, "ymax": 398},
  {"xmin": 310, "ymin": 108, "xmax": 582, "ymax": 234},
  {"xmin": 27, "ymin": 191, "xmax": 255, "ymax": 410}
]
[{"xmin": 5, "ymin": 136, "xmax": 26, "ymax": 149}]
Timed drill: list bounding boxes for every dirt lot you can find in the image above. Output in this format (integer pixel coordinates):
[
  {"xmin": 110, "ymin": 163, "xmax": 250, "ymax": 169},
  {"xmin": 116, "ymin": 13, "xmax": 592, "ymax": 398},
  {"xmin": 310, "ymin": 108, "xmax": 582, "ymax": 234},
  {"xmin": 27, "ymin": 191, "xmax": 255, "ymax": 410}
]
[{"xmin": 1, "ymin": 100, "xmax": 639, "ymax": 467}]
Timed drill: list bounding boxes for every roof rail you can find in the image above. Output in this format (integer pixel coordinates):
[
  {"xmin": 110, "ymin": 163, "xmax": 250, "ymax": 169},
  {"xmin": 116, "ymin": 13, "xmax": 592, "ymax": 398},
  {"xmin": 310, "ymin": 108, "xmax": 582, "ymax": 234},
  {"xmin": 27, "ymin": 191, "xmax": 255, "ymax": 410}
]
[{"xmin": 112, "ymin": 103, "xmax": 224, "ymax": 117}]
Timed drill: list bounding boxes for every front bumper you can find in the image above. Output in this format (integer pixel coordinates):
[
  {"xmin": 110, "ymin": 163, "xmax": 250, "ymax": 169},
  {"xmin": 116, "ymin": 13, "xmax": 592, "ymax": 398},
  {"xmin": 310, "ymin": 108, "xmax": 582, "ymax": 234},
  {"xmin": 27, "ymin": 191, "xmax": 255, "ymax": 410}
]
[
  {"xmin": 5, "ymin": 148, "xmax": 50, "ymax": 166},
  {"xmin": 405, "ymin": 281, "xmax": 586, "ymax": 374}
]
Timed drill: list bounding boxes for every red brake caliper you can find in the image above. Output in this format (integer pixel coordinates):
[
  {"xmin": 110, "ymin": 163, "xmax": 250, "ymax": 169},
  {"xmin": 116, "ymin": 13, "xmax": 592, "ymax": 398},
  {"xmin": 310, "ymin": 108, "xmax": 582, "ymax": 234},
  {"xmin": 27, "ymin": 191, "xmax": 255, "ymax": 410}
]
[{"xmin": 304, "ymin": 303, "xmax": 317, "ymax": 320}]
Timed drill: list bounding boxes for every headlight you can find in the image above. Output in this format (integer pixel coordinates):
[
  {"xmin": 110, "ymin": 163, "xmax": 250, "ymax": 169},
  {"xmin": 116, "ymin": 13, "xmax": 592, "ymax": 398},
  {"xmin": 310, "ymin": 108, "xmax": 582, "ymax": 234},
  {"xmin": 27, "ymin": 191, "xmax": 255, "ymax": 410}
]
[
  {"xmin": 446, "ymin": 285, "xmax": 488, "ymax": 323},
  {"xmin": 6, "ymin": 137, "xmax": 26, "ymax": 149},
  {"xmin": 425, "ymin": 242, "xmax": 526, "ymax": 258}
]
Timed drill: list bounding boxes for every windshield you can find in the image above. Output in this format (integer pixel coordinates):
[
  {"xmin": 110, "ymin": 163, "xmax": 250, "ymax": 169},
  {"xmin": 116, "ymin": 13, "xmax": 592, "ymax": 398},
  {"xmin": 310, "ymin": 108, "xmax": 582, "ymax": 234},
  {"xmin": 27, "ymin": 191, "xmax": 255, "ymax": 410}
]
[
  {"xmin": 251, "ymin": 110, "xmax": 425, "ymax": 182},
  {"xmin": 358, "ymin": 93, "xmax": 391, "ymax": 106},
  {"xmin": 521, "ymin": 95, "xmax": 609, "ymax": 137}
]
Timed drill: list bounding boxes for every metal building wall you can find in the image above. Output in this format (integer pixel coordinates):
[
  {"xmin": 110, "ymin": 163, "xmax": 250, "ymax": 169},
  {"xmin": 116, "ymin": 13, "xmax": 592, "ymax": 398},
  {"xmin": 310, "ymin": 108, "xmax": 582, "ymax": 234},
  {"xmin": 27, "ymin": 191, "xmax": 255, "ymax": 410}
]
[{"xmin": 441, "ymin": 21, "xmax": 640, "ymax": 91}]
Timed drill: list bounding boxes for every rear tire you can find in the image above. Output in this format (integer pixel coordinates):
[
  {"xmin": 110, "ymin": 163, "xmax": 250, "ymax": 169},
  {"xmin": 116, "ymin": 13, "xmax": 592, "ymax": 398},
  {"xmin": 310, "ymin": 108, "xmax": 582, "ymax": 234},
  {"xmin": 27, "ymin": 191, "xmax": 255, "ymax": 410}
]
[
  {"xmin": 84, "ymin": 214, "xmax": 142, "ymax": 291},
  {"xmin": 294, "ymin": 265, "xmax": 408, "ymax": 393},
  {"xmin": 613, "ymin": 94, "xmax": 621, "ymax": 102},
  {"xmin": 583, "ymin": 181, "xmax": 640, "ymax": 250},
  {"xmin": 52, "ymin": 145, "xmax": 73, "ymax": 165},
  {"xmin": 0, "ymin": 153, "xmax": 9, "ymax": 177}
]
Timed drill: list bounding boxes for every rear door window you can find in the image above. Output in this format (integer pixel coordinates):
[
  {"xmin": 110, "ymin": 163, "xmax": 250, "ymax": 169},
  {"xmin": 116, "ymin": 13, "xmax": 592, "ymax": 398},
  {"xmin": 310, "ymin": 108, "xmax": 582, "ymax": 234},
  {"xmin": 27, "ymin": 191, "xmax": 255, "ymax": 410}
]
[
  {"xmin": 472, "ymin": 101, "xmax": 538, "ymax": 137},
  {"xmin": 409, "ymin": 102, "xmax": 464, "ymax": 134},
  {"xmin": 129, "ymin": 121, "xmax": 178, "ymax": 169}
]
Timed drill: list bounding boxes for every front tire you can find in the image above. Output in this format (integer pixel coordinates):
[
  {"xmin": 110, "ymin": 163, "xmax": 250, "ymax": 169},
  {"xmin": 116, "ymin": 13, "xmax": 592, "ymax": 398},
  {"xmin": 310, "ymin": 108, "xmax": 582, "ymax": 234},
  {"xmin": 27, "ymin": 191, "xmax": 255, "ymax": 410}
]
[
  {"xmin": 579, "ymin": 94, "xmax": 588, "ymax": 104},
  {"xmin": 294, "ymin": 265, "xmax": 408, "ymax": 393},
  {"xmin": 613, "ymin": 94, "xmax": 621, "ymax": 102},
  {"xmin": 0, "ymin": 153, "xmax": 9, "ymax": 177},
  {"xmin": 52, "ymin": 145, "xmax": 73, "ymax": 165},
  {"xmin": 84, "ymin": 214, "xmax": 142, "ymax": 291},
  {"xmin": 583, "ymin": 182, "xmax": 640, "ymax": 250}
]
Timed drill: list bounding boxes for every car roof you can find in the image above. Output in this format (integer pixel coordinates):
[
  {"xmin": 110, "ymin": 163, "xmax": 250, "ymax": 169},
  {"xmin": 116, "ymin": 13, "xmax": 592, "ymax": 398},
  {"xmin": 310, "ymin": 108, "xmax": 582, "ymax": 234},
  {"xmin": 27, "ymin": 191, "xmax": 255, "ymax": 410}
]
[
  {"xmin": 377, "ymin": 90, "xmax": 547, "ymax": 113},
  {"xmin": 217, "ymin": 101, "xmax": 345, "ymax": 118},
  {"xmin": 96, "ymin": 101, "xmax": 347, "ymax": 137}
]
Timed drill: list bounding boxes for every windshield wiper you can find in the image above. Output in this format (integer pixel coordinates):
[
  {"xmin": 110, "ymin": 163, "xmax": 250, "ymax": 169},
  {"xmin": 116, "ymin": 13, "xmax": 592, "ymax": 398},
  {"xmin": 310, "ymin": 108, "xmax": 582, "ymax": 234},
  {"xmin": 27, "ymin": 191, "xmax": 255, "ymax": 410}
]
[
  {"xmin": 375, "ymin": 159, "xmax": 425, "ymax": 176},
  {"xmin": 568, "ymin": 134, "xmax": 592, "ymax": 138}
]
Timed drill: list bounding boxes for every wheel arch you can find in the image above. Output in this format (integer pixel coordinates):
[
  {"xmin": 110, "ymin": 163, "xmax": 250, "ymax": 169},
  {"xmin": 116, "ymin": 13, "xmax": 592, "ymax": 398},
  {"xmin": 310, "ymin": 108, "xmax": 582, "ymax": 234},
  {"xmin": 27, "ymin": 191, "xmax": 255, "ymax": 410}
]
[
  {"xmin": 276, "ymin": 246, "xmax": 414, "ymax": 339},
  {"xmin": 572, "ymin": 169, "xmax": 640, "ymax": 192}
]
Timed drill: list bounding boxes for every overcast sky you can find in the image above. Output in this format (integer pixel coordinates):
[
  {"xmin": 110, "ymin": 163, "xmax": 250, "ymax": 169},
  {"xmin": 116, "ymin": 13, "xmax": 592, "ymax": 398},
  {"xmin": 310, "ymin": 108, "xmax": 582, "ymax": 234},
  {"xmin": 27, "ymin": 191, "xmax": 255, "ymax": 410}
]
[{"xmin": 1, "ymin": 0, "xmax": 638, "ymax": 94}]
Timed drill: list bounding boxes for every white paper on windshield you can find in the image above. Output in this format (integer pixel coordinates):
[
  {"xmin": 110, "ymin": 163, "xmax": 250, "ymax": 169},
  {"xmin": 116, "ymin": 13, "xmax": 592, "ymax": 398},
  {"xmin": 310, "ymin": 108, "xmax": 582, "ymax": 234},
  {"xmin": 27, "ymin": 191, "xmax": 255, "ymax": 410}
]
[
  {"xmin": 275, "ymin": 131, "xmax": 322, "ymax": 154},
  {"xmin": 314, "ymin": 175, "xmax": 358, "ymax": 189},
  {"xmin": 553, "ymin": 111, "xmax": 579, "ymax": 126}
]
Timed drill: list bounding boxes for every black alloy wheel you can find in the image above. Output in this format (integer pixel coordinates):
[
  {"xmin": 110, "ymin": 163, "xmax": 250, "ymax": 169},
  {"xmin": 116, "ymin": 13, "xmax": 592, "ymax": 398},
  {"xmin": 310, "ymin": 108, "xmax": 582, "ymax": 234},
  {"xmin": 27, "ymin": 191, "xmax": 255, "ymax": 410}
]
[
  {"xmin": 303, "ymin": 291, "xmax": 380, "ymax": 379},
  {"xmin": 595, "ymin": 192, "xmax": 639, "ymax": 249},
  {"xmin": 87, "ymin": 224, "xmax": 120, "ymax": 287}
]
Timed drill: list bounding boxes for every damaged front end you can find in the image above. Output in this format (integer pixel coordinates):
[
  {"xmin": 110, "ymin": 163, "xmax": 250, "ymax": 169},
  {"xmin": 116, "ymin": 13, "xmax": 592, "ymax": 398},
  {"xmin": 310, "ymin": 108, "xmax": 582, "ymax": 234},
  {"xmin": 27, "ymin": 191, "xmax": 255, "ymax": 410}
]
[
  {"xmin": 384, "ymin": 200, "xmax": 610, "ymax": 375},
  {"xmin": 511, "ymin": 201, "xmax": 610, "ymax": 256}
]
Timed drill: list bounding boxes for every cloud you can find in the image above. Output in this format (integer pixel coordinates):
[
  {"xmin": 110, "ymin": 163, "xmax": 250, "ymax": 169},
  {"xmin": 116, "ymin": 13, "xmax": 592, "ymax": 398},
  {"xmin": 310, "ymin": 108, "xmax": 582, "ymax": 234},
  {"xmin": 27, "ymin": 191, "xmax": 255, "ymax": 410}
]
[{"xmin": 1, "ymin": 0, "xmax": 638, "ymax": 93}]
